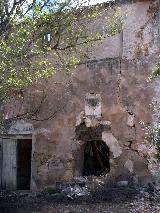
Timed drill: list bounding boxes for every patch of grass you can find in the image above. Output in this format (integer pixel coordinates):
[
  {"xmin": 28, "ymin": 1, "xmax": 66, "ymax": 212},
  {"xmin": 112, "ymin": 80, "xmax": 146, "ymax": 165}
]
[{"xmin": 45, "ymin": 187, "xmax": 60, "ymax": 195}]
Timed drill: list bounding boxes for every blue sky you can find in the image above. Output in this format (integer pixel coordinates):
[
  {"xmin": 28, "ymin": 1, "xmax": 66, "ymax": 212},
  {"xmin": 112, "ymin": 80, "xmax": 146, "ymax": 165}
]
[
  {"xmin": 28, "ymin": 0, "xmax": 114, "ymax": 6},
  {"xmin": 82, "ymin": 0, "xmax": 114, "ymax": 5},
  {"xmin": 20, "ymin": 0, "xmax": 114, "ymax": 16},
  {"xmin": 76, "ymin": 0, "xmax": 114, "ymax": 6}
]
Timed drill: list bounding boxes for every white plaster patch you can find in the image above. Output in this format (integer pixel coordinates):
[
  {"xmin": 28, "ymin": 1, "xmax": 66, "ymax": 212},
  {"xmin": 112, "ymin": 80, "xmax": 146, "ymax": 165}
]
[
  {"xmin": 127, "ymin": 115, "xmax": 135, "ymax": 127},
  {"xmin": 102, "ymin": 132, "xmax": 122, "ymax": 158},
  {"xmin": 124, "ymin": 160, "xmax": 134, "ymax": 173},
  {"xmin": 85, "ymin": 93, "xmax": 101, "ymax": 117}
]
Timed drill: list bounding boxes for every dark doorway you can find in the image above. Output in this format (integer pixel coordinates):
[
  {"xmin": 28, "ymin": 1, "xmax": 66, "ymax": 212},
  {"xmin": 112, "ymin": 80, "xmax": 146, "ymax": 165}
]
[
  {"xmin": 17, "ymin": 139, "xmax": 32, "ymax": 190},
  {"xmin": 83, "ymin": 140, "xmax": 110, "ymax": 176}
]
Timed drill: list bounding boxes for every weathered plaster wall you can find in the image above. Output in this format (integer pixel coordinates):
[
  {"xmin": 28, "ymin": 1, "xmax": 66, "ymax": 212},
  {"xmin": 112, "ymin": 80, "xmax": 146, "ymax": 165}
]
[
  {"xmin": 28, "ymin": 0, "xmax": 160, "ymax": 190},
  {"xmin": 2, "ymin": 0, "xmax": 160, "ymax": 190}
]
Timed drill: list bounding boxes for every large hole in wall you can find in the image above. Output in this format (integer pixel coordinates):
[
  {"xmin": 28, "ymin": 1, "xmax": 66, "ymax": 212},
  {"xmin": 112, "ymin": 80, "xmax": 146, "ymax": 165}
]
[
  {"xmin": 75, "ymin": 123, "xmax": 110, "ymax": 177},
  {"xmin": 83, "ymin": 140, "xmax": 110, "ymax": 176}
]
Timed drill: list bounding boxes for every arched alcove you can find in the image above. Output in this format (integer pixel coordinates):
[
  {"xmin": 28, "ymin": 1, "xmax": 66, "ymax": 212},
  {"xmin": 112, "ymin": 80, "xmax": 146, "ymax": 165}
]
[
  {"xmin": 75, "ymin": 121, "xmax": 111, "ymax": 177},
  {"xmin": 74, "ymin": 93, "xmax": 112, "ymax": 177},
  {"xmin": 83, "ymin": 140, "xmax": 110, "ymax": 176}
]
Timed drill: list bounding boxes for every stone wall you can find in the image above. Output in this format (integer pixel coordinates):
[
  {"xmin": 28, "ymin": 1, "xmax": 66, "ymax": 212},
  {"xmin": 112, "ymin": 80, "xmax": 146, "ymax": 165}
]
[
  {"xmin": 29, "ymin": 0, "xmax": 160, "ymax": 189},
  {"xmin": 2, "ymin": 0, "xmax": 160, "ymax": 190}
]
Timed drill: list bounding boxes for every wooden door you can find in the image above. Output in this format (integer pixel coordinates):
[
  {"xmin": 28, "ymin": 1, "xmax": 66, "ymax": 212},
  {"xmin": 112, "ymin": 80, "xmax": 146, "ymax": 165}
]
[{"xmin": 2, "ymin": 139, "xmax": 17, "ymax": 190}]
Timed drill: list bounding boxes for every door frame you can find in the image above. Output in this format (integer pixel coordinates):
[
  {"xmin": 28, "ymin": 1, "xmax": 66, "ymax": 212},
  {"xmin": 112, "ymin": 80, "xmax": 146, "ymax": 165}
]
[{"xmin": 0, "ymin": 134, "xmax": 32, "ymax": 190}]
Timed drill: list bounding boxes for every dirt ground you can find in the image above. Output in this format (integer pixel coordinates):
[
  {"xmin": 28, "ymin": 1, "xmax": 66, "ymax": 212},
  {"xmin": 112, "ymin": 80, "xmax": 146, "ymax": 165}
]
[{"xmin": 0, "ymin": 187, "xmax": 160, "ymax": 213}]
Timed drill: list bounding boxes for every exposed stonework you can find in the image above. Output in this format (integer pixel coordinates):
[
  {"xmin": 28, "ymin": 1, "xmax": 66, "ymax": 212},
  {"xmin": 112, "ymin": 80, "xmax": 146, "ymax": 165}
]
[
  {"xmin": 124, "ymin": 159, "xmax": 134, "ymax": 173},
  {"xmin": 127, "ymin": 114, "xmax": 135, "ymax": 127},
  {"xmin": 102, "ymin": 132, "xmax": 122, "ymax": 158},
  {"xmin": 7, "ymin": 120, "xmax": 33, "ymax": 135},
  {"xmin": 1, "ymin": 0, "xmax": 160, "ymax": 190}
]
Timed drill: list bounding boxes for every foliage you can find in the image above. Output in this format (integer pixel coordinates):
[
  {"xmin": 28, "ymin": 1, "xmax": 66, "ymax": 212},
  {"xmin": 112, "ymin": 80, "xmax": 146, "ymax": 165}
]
[
  {"xmin": 148, "ymin": 52, "xmax": 160, "ymax": 161},
  {"xmin": 149, "ymin": 124, "xmax": 160, "ymax": 161},
  {"xmin": 0, "ymin": 0, "xmax": 124, "ymax": 121},
  {"xmin": 45, "ymin": 187, "xmax": 60, "ymax": 194},
  {"xmin": 106, "ymin": 7, "xmax": 125, "ymax": 36},
  {"xmin": 0, "ymin": 1, "xmax": 95, "ymax": 100},
  {"xmin": 141, "ymin": 121, "xmax": 160, "ymax": 162},
  {"xmin": 149, "ymin": 61, "xmax": 160, "ymax": 80}
]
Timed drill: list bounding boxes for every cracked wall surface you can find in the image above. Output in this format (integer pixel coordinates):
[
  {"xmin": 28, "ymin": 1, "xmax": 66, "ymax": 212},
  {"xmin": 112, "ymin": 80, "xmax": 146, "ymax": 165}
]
[
  {"xmin": 2, "ymin": 0, "xmax": 160, "ymax": 190},
  {"xmin": 30, "ymin": 0, "xmax": 160, "ymax": 189}
]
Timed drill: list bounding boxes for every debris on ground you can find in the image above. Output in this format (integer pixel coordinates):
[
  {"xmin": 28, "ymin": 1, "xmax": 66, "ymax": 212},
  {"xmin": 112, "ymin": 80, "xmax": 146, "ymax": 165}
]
[
  {"xmin": 62, "ymin": 184, "xmax": 90, "ymax": 199},
  {"xmin": 0, "ymin": 182, "xmax": 160, "ymax": 212}
]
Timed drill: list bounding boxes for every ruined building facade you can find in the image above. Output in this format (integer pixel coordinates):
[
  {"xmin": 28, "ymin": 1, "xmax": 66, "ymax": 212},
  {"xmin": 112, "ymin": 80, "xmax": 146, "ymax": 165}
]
[{"xmin": 0, "ymin": 0, "xmax": 160, "ymax": 190}]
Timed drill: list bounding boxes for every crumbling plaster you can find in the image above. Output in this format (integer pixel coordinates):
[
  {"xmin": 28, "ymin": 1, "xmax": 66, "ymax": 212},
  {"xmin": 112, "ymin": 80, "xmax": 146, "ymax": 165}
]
[
  {"xmin": 29, "ymin": 0, "xmax": 160, "ymax": 189},
  {"xmin": 29, "ymin": 58, "xmax": 159, "ymax": 189},
  {"xmin": 2, "ymin": 0, "xmax": 160, "ymax": 189}
]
